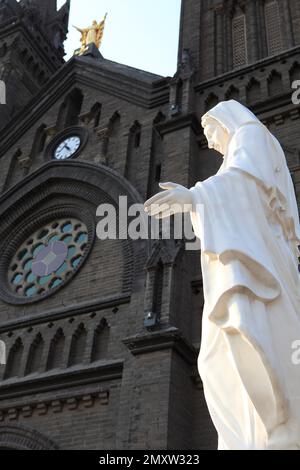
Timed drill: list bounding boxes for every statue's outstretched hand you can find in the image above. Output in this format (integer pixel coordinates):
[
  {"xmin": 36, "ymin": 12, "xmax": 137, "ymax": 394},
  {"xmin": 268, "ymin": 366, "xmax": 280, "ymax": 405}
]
[{"xmin": 144, "ymin": 182, "xmax": 193, "ymax": 219}]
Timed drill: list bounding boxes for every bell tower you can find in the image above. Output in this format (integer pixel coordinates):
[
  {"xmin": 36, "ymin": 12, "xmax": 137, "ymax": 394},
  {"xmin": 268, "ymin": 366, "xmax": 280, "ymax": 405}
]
[{"xmin": 0, "ymin": 0, "xmax": 70, "ymax": 130}]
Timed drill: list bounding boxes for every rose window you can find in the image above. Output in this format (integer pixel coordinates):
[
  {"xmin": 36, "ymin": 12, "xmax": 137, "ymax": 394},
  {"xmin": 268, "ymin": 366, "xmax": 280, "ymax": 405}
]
[{"xmin": 8, "ymin": 218, "xmax": 89, "ymax": 299}]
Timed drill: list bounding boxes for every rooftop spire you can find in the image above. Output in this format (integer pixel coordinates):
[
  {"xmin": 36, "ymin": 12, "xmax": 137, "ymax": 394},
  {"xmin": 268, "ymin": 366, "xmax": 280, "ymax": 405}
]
[{"xmin": 20, "ymin": 0, "xmax": 70, "ymax": 54}]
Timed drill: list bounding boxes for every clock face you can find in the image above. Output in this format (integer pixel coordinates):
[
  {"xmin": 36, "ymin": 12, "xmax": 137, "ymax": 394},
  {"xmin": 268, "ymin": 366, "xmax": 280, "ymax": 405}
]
[{"xmin": 54, "ymin": 136, "xmax": 81, "ymax": 160}]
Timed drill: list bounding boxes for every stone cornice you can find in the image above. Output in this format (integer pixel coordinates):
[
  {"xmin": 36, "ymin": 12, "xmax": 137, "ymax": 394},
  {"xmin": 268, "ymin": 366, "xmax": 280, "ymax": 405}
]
[
  {"xmin": 74, "ymin": 67, "xmax": 169, "ymax": 109},
  {"xmin": 0, "ymin": 359, "xmax": 123, "ymax": 403},
  {"xmin": 155, "ymin": 112, "xmax": 202, "ymax": 137},
  {"xmin": 0, "ymin": 294, "xmax": 130, "ymax": 334},
  {"xmin": 252, "ymin": 96, "xmax": 300, "ymax": 124},
  {"xmin": 195, "ymin": 45, "xmax": 300, "ymax": 92},
  {"xmin": 123, "ymin": 326, "xmax": 198, "ymax": 365},
  {"xmin": 0, "ymin": 388, "xmax": 110, "ymax": 423}
]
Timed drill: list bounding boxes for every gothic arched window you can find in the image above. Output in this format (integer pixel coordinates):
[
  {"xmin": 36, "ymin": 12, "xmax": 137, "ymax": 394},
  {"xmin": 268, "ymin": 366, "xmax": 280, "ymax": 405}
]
[
  {"xmin": 125, "ymin": 121, "xmax": 142, "ymax": 184},
  {"xmin": 68, "ymin": 323, "xmax": 87, "ymax": 367},
  {"xmin": 232, "ymin": 12, "xmax": 248, "ymax": 68},
  {"xmin": 267, "ymin": 70, "xmax": 283, "ymax": 96},
  {"xmin": 246, "ymin": 78, "xmax": 261, "ymax": 104},
  {"xmin": 91, "ymin": 319, "xmax": 110, "ymax": 362},
  {"xmin": 25, "ymin": 333, "xmax": 44, "ymax": 375},
  {"xmin": 265, "ymin": 0, "xmax": 283, "ymax": 56},
  {"xmin": 4, "ymin": 338, "xmax": 23, "ymax": 379},
  {"xmin": 47, "ymin": 329, "xmax": 65, "ymax": 371}
]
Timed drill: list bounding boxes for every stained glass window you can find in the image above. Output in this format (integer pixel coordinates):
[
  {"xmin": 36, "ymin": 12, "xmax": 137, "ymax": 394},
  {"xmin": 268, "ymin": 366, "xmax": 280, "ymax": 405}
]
[{"xmin": 9, "ymin": 218, "xmax": 89, "ymax": 299}]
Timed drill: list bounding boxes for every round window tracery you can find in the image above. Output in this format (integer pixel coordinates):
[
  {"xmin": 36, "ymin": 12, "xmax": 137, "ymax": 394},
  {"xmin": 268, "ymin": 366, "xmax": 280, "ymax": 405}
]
[{"xmin": 8, "ymin": 218, "xmax": 89, "ymax": 300}]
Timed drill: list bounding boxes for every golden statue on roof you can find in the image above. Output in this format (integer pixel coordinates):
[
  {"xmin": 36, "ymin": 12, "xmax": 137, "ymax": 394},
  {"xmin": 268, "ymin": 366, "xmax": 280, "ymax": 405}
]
[{"xmin": 74, "ymin": 13, "xmax": 107, "ymax": 56}]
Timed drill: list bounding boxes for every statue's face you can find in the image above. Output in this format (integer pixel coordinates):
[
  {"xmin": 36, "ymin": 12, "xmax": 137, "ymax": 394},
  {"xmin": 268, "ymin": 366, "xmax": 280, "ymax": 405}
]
[
  {"xmin": 203, "ymin": 119, "xmax": 229, "ymax": 155},
  {"xmin": 92, "ymin": 20, "xmax": 97, "ymax": 26}
]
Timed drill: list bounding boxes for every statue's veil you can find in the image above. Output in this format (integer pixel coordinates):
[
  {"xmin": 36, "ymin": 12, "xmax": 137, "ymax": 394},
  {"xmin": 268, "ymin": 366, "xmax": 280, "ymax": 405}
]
[{"xmin": 201, "ymin": 100, "xmax": 300, "ymax": 247}]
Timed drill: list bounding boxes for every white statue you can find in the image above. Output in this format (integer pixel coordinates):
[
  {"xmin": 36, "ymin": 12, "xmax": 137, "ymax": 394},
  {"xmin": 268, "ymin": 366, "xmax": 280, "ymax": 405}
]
[{"xmin": 144, "ymin": 100, "xmax": 300, "ymax": 450}]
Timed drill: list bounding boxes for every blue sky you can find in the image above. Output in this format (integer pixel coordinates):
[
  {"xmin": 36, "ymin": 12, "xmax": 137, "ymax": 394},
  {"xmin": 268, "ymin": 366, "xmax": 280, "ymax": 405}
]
[{"xmin": 59, "ymin": 0, "xmax": 182, "ymax": 77}]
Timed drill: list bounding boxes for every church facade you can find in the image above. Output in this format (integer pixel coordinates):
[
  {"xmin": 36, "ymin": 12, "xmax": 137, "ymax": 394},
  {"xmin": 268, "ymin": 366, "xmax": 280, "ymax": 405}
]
[{"xmin": 0, "ymin": 0, "xmax": 299, "ymax": 450}]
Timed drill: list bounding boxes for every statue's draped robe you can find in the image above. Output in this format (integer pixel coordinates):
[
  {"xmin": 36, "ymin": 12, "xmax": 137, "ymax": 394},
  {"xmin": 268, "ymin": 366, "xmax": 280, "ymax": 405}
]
[
  {"xmin": 189, "ymin": 117, "xmax": 300, "ymax": 450},
  {"xmin": 87, "ymin": 26, "xmax": 97, "ymax": 46}
]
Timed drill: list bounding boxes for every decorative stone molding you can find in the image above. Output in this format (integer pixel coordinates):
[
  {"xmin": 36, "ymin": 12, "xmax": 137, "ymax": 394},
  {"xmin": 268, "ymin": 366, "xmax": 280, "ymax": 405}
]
[
  {"xmin": 45, "ymin": 126, "xmax": 58, "ymax": 137},
  {"xmin": 95, "ymin": 127, "xmax": 111, "ymax": 163},
  {"xmin": 0, "ymin": 360, "xmax": 122, "ymax": 401},
  {"xmin": 0, "ymin": 424, "xmax": 59, "ymax": 449},
  {"xmin": 0, "ymin": 389, "xmax": 110, "ymax": 423},
  {"xmin": 96, "ymin": 127, "xmax": 111, "ymax": 140},
  {"xmin": 214, "ymin": 3, "xmax": 225, "ymax": 15},
  {"xmin": 66, "ymin": 397, "xmax": 78, "ymax": 410},
  {"xmin": 36, "ymin": 403, "xmax": 48, "ymax": 416},
  {"xmin": 7, "ymin": 408, "xmax": 18, "ymax": 421},
  {"xmin": 290, "ymin": 109, "xmax": 300, "ymax": 120},
  {"xmin": 17, "ymin": 154, "xmax": 31, "ymax": 170},
  {"xmin": 21, "ymin": 405, "xmax": 33, "ymax": 418},
  {"xmin": 274, "ymin": 114, "xmax": 285, "ymax": 126},
  {"xmin": 0, "ymin": 293, "xmax": 130, "ymax": 334}
]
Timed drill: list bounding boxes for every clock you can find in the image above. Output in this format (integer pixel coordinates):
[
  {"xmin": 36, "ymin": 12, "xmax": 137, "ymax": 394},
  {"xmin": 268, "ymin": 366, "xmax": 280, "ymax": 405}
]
[
  {"xmin": 54, "ymin": 136, "xmax": 81, "ymax": 160},
  {"xmin": 45, "ymin": 126, "xmax": 89, "ymax": 162}
]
